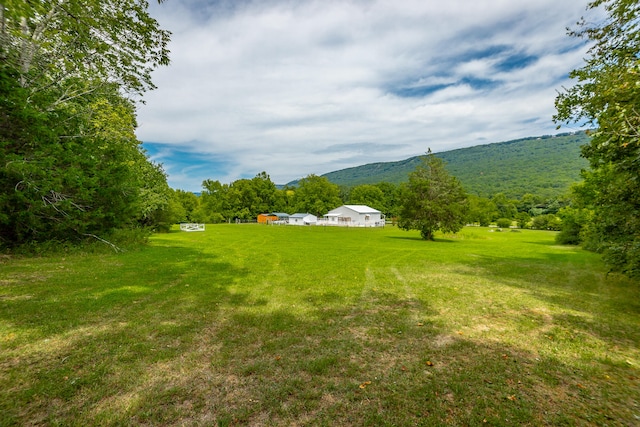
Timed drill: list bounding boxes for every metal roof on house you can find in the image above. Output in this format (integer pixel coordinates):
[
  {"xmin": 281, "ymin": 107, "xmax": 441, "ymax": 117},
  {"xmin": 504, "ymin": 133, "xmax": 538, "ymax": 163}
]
[
  {"xmin": 341, "ymin": 205, "xmax": 381, "ymax": 214},
  {"xmin": 271, "ymin": 212, "xmax": 290, "ymax": 218},
  {"xmin": 290, "ymin": 213, "xmax": 312, "ymax": 218}
]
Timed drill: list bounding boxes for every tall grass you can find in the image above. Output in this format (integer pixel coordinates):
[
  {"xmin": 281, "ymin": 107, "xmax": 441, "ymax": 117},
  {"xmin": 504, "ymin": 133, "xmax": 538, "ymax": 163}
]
[{"xmin": 1, "ymin": 225, "xmax": 638, "ymax": 426}]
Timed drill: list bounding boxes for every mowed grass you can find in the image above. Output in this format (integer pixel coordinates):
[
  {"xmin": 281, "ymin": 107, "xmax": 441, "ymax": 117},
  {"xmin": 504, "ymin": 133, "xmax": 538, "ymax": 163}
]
[{"xmin": 1, "ymin": 225, "xmax": 639, "ymax": 426}]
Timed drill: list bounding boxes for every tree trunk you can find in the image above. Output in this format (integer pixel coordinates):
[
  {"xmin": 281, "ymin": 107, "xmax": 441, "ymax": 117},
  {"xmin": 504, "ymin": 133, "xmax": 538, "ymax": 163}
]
[{"xmin": 420, "ymin": 228, "xmax": 434, "ymax": 240}]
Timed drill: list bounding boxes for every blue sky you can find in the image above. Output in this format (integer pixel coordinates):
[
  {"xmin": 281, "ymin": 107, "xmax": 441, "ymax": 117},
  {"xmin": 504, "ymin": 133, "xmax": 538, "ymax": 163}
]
[{"xmin": 136, "ymin": 0, "xmax": 596, "ymax": 192}]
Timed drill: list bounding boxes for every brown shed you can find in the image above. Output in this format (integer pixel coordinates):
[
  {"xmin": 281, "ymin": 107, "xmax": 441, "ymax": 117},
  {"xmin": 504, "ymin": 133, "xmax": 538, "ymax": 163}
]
[{"xmin": 257, "ymin": 213, "xmax": 279, "ymax": 224}]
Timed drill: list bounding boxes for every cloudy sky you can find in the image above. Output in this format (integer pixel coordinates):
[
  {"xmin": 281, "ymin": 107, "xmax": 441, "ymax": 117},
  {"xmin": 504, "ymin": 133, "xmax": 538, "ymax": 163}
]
[{"xmin": 136, "ymin": 0, "xmax": 596, "ymax": 192}]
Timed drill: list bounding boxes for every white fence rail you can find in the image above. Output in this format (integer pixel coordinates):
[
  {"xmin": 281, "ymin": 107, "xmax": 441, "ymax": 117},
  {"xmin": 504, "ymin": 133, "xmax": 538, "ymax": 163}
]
[
  {"xmin": 316, "ymin": 219, "xmax": 385, "ymax": 227},
  {"xmin": 179, "ymin": 223, "xmax": 205, "ymax": 232}
]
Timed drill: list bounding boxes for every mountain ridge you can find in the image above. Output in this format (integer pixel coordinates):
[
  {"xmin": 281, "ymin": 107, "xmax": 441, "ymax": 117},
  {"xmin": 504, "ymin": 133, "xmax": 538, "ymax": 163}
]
[{"xmin": 289, "ymin": 132, "xmax": 589, "ymax": 199}]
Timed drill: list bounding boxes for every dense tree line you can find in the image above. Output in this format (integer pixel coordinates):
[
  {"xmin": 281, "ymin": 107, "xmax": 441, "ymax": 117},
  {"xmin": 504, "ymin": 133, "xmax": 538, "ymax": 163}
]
[
  {"xmin": 181, "ymin": 173, "xmax": 398, "ymax": 223},
  {"xmin": 169, "ymin": 167, "xmax": 569, "ymax": 232},
  {"xmin": 0, "ymin": 1, "xmax": 173, "ymax": 249},
  {"xmin": 554, "ymin": 0, "xmax": 640, "ymax": 278}
]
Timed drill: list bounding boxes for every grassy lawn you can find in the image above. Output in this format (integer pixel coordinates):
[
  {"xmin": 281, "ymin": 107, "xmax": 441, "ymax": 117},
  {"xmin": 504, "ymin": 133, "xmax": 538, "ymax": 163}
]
[{"xmin": 1, "ymin": 225, "xmax": 639, "ymax": 426}]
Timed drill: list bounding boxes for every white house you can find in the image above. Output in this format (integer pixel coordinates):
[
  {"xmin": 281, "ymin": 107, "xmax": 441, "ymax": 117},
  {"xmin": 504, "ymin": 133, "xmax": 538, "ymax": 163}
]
[
  {"xmin": 322, "ymin": 205, "xmax": 385, "ymax": 227},
  {"xmin": 289, "ymin": 213, "xmax": 317, "ymax": 226}
]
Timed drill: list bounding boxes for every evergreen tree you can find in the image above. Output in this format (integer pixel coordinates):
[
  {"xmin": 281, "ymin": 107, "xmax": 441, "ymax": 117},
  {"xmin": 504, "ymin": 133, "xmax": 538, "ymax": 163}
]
[{"xmin": 398, "ymin": 151, "xmax": 468, "ymax": 240}]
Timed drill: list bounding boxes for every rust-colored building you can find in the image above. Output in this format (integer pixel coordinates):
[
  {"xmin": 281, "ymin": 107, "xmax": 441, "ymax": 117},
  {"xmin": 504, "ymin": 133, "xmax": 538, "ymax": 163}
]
[{"xmin": 257, "ymin": 213, "xmax": 279, "ymax": 224}]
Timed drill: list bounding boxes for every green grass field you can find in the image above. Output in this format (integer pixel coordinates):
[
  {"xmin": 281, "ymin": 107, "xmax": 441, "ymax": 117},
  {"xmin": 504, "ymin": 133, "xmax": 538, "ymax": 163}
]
[{"xmin": 1, "ymin": 225, "xmax": 639, "ymax": 426}]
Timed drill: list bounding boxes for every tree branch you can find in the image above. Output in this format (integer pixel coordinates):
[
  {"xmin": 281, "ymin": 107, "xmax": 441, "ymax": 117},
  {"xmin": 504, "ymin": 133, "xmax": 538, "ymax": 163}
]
[{"xmin": 80, "ymin": 233, "xmax": 124, "ymax": 253}]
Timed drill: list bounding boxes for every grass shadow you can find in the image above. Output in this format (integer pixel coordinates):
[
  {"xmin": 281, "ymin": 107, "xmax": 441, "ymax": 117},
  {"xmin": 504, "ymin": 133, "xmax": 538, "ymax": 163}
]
[
  {"xmin": 386, "ymin": 236, "xmax": 460, "ymax": 243},
  {"xmin": 19, "ymin": 294, "xmax": 631, "ymax": 426},
  {"xmin": 456, "ymin": 252, "xmax": 640, "ymax": 352},
  {"xmin": 2, "ymin": 226, "xmax": 639, "ymax": 426},
  {"xmin": 0, "ymin": 245, "xmax": 248, "ymax": 337}
]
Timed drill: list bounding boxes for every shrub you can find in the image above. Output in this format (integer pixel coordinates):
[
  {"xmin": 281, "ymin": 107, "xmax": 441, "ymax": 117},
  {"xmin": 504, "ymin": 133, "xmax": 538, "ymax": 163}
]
[{"xmin": 496, "ymin": 218, "xmax": 513, "ymax": 228}]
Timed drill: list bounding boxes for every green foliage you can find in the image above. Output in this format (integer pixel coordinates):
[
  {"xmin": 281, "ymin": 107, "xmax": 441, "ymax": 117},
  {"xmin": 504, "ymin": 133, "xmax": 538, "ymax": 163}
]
[
  {"xmin": 531, "ymin": 214, "xmax": 562, "ymax": 231},
  {"xmin": 374, "ymin": 182, "xmax": 401, "ymax": 218},
  {"xmin": 495, "ymin": 218, "xmax": 513, "ymax": 228},
  {"xmin": 2, "ymin": 0, "xmax": 170, "ymax": 99},
  {"xmin": 173, "ymin": 189, "xmax": 200, "ymax": 222},
  {"xmin": 137, "ymin": 159, "xmax": 175, "ymax": 230},
  {"xmin": 0, "ymin": 77, "xmax": 143, "ymax": 245},
  {"xmin": 293, "ymin": 174, "xmax": 342, "ymax": 217},
  {"xmin": 556, "ymin": 206, "xmax": 592, "ymax": 245},
  {"xmin": 491, "ymin": 193, "xmax": 517, "ymax": 220},
  {"xmin": 398, "ymin": 152, "xmax": 468, "ymax": 240},
  {"xmin": 313, "ymin": 132, "xmax": 589, "ymax": 199},
  {"xmin": 578, "ymin": 165, "xmax": 640, "ymax": 275},
  {"xmin": 516, "ymin": 193, "xmax": 543, "ymax": 214},
  {"xmin": 515, "ymin": 212, "xmax": 531, "ymax": 229},
  {"xmin": 348, "ymin": 184, "xmax": 386, "ymax": 213},
  {"xmin": 200, "ymin": 179, "xmax": 228, "ymax": 221},
  {"xmin": 554, "ymin": 0, "xmax": 640, "ymax": 278},
  {"xmin": 0, "ymin": 1, "xmax": 172, "ymax": 249},
  {"xmin": 199, "ymin": 172, "xmax": 287, "ymax": 221},
  {"xmin": 467, "ymin": 195, "xmax": 497, "ymax": 226},
  {"xmin": 228, "ymin": 172, "xmax": 280, "ymax": 219}
]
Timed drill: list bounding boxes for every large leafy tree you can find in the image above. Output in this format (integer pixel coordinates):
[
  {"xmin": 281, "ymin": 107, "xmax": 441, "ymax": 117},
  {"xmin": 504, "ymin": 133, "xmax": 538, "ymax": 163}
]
[
  {"xmin": 374, "ymin": 182, "xmax": 400, "ymax": 219},
  {"xmin": 173, "ymin": 189, "xmax": 200, "ymax": 222},
  {"xmin": 200, "ymin": 180, "xmax": 231, "ymax": 223},
  {"xmin": 398, "ymin": 151, "xmax": 468, "ymax": 240},
  {"xmin": 554, "ymin": 0, "xmax": 640, "ymax": 277},
  {"xmin": 490, "ymin": 193, "xmax": 518, "ymax": 220},
  {"xmin": 349, "ymin": 184, "xmax": 386, "ymax": 213},
  {"xmin": 226, "ymin": 172, "xmax": 279, "ymax": 220},
  {"xmin": 0, "ymin": 1, "xmax": 171, "ymax": 247},
  {"xmin": 1, "ymin": 0, "xmax": 170, "ymax": 100},
  {"xmin": 467, "ymin": 195, "xmax": 497, "ymax": 227},
  {"xmin": 293, "ymin": 175, "xmax": 342, "ymax": 217}
]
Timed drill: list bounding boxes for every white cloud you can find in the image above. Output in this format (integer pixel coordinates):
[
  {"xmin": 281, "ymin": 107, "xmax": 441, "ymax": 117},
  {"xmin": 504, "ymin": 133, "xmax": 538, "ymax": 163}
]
[{"xmin": 137, "ymin": 0, "xmax": 596, "ymax": 191}]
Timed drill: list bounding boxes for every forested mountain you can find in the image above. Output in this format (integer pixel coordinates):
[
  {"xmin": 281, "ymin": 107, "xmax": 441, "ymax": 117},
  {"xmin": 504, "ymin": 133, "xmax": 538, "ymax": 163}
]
[{"xmin": 305, "ymin": 132, "xmax": 589, "ymax": 199}]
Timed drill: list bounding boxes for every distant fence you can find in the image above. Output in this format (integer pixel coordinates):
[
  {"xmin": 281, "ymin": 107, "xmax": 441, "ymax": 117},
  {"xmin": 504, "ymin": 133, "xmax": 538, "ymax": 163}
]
[
  {"xmin": 316, "ymin": 219, "xmax": 385, "ymax": 228},
  {"xmin": 179, "ymin": 223, "xmax": 205, "ymax": 232}
]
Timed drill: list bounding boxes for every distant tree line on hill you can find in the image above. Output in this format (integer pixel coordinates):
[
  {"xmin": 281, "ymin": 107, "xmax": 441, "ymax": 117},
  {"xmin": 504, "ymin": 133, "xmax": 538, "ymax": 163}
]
[{"xmin": 316, "ymin": 132, "xmax": 590, "ymax": 200}]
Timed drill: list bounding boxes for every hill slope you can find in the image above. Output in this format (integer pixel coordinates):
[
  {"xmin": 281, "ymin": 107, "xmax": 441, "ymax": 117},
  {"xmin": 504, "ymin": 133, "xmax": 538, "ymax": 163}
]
[{"xmin": 314, "ymin": 132, "xmax": 589, "ymax": 199}]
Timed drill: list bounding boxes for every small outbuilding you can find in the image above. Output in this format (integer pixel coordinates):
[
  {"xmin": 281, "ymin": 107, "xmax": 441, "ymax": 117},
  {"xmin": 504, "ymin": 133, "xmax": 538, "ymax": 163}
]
[
  {"xmin": 289, "ymin": 213, "xmax": 317, "ymax": 226},
  {"xmin": 323, "ymin": 205, "xmax": 385, "ymax": 227},
  {"xmin": 257, "ymin": 213, "xmax": 278, "ymax": 224}
]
